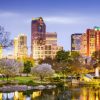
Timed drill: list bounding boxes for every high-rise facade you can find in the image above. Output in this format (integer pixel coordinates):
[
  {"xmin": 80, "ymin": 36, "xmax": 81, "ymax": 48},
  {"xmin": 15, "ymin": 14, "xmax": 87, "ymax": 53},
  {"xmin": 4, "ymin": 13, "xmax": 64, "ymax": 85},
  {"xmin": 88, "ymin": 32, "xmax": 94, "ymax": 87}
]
[
  {"xmin": 0, "ymin": 26, "xmax": 4, "ymax": 59},
  {"xmin": 14, "ymin": 34, "xmax": 28, "ymax": 59},
  {"xmin": 78, "ymin": 26, "xmax": 100, "ymax": 57},
  {"xmin": 71, "ymin": 33, "xmax": 82, "ymax": 52},
  {"xmin": 71, "ymin": 27, "xmax": 100, "ymax": 57},
  {"xmin": 81, "ymin": 27, "xmax": 100, "ymax": 56},
  {"xmin": 31, "ymin": 17, "xmax": 46, "ymax": 59},
  {"xmin": 80, "ymin": 33, "xmax": 87, "ymax": 56},
  {"xmin": 0, "ymin": 45, "xmax": 2, "ymax": 59},
  {"xmin": 42, "ymin": 32, "xmax": 62, "ymax": 59},
  {"xmin": 31, "ymin": 17, "xmax": 63, "ymax": 60}
]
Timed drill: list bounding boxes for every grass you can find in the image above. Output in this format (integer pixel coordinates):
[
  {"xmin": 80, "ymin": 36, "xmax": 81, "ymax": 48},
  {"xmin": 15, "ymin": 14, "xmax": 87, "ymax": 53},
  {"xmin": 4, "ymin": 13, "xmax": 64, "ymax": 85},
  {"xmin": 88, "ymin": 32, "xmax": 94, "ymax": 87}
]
[
  {"xmin": 0, "ymin": 76, "xmax": 35, "ymax": 86},
  {"xmin": 15, "ymin": 76, "xmax": 33, "ymax": 83},
  {"xmin": 0, "ymin": 76, "xmax": 54, "ymax": 86}
]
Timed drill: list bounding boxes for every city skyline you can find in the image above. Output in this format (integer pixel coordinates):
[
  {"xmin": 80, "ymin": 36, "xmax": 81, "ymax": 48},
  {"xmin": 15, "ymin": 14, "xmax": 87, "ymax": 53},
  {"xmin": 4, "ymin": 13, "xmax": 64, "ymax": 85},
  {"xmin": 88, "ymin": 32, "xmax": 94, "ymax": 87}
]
[{"xmin": 1, "ymin": 0, "xmax": 100, "ymax": 55}]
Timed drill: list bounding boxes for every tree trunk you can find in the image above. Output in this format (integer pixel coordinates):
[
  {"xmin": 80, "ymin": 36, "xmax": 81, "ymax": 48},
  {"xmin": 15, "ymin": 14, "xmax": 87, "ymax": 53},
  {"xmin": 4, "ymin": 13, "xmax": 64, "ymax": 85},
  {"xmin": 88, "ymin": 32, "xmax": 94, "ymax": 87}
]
[
  {"xmin": 27, "ymin": 73, "xmax": 28, "ymax": 77},
  {"xmin": 6, "ymin": 76, "xmax": 9, "ymax": 83},
  {"xmin": 40, "ymin": 76, "xmax": 43, "ymax": 84}
]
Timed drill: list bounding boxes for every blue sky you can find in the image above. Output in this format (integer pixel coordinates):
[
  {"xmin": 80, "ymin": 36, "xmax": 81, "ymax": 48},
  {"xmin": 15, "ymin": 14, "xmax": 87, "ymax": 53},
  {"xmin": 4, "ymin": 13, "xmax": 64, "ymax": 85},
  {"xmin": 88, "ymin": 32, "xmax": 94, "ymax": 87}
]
[{"xmin": 1, "ymin": 0, "xmax": 100, "ymax": 55}]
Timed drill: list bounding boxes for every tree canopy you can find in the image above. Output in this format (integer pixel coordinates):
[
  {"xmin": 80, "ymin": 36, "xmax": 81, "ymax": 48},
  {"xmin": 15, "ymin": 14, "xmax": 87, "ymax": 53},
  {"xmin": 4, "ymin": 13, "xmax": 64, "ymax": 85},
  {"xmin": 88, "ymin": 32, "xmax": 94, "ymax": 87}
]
[
  {"xmin": 23, "ymin": 60, "xmax": 33, "ymax": 76},
  {"xmin": 31, "ymin": 63, "xmax": 55, "ymax": 82},
  {"xmin": 0, "ymin": 26, "xmax": 13, "ymax": 49},
  {"xmin": 91, "ymin": 50, "xmax": 100, "ymax": 68},
  {"xmin": 0, "ymin": 59, "xmax": 23, "ymax": 81},
  {"xmin": 54, "ymin": 50, "xmax": 85, "ymax": 76}
]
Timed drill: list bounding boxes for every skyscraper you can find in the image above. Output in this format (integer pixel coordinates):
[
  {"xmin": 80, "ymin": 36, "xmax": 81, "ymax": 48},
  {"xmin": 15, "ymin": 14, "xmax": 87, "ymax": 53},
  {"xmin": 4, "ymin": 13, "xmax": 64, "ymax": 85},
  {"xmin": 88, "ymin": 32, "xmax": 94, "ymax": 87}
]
[
  {"xmin": 0, "ymin": 45, "xmax": 2, "ymax": 59},
  {"xmin": 0, "ymin": 26, "xmax": 4, "ymax": 59},
  {"xmin": 71, "ymin": 33, "xmax": 82, "ymax": 52},
  {"xmin": 14, "ymin": 34, "xmax": 28, "ymax": 59},
  {"xmin": 31, "ymin": 17, "xmax": 46, "ymax": 58},
  {"xmin": 31, "ymin": 17, "xmax": 63, "ymax": 60},
  {"xmin": 81, "ymin": 26, "xmax": 100, "ymax": 56}
]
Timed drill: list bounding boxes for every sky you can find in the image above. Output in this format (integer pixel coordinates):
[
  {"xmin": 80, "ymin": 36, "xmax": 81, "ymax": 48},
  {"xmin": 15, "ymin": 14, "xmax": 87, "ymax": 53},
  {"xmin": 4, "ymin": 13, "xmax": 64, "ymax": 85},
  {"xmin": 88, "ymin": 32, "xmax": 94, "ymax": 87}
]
[{"xmin": 1, "ymin": 0, "xmax": 100, "ymax": 55}]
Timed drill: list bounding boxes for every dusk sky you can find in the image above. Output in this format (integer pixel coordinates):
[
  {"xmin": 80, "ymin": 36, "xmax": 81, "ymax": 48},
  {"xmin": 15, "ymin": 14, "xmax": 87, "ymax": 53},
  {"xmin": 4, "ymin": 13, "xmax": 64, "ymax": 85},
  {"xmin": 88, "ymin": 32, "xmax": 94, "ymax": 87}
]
[{"xmin": 1, "ymin": 0, "xmax": 100, "ymax": 55}]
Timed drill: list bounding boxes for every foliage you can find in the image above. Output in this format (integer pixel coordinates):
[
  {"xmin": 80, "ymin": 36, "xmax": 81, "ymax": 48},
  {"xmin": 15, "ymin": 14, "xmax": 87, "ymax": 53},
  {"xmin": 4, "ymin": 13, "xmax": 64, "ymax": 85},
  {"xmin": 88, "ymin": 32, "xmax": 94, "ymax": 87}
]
[
  {"xmin": 69, "ymin": 51, "xmax": 85, "ymax": 75},
  {"xmin": 55, "ymin": 50, "xmax": 70, "ymax": 63},
  {"xmin": 0, "ymin": 26, "xmax": 13, "ymax": 49},
  {"xmin": 23, "ymin": 57, "xmax": 35, "ymax": 65},
  {"xmin": 23, "ymin": 60, "xmax": 33, "ymax": 76},
  {"xmin": 26, "ymin": 80, "xmax": 35, "ymax": 86},
  {"xmin": 54, "ymin": 50, "xmax": 86, "ymax": 76},
  {"xmin": 0, "ymin": 59, "xmax": 23, "ymax": 82},
  {"xmin": 39, "ymin": 57, "xmax": 54, "ymax": 66},
  {"xmin": 91, "ymin": 50, "xmax": 100, "ymax": 68},
  {"xmin": 31, "ymin": 63, "xmax": 55, "ymax": 83}
]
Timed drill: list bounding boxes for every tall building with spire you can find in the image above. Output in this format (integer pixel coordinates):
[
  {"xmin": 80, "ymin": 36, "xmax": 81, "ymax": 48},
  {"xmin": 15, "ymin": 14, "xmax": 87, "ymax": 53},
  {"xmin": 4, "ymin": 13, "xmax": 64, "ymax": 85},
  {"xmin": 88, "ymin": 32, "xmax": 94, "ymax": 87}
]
[
  {"xmin": 31, "ymin": 17, "xmax": 63, "ymax": 60},
  {"xmin": 14, "ymin": 34, "xmax": 28, "ymax": 59}
]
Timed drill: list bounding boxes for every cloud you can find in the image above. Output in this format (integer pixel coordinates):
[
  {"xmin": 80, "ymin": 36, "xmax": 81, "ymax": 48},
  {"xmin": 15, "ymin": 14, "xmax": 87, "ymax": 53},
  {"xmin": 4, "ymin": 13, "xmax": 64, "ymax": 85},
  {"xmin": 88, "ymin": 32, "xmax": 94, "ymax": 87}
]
[
  {"xmin": 0, "ymin": 12, "xmax": 20, "ymax": 18},
  {"xmin": 44, "ymin": 16, "xmax": 100, "ymax": 25},
  {"xmin": 44, "ymin": 16, "xmax": 83, "ymax": 24}
]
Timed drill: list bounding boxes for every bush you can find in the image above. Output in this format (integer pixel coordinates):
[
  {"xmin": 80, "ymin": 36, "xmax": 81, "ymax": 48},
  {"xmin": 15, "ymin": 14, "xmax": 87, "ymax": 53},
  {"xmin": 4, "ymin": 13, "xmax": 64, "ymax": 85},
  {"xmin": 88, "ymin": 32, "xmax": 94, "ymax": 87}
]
[
  {"xmin": 26, "ymin": 80, "xmax": 35, "ymax": 86},
  {"xmin": 18, "ymin": 81, "xmax": 26, "ymax": 85},
  {"xmin": 52, "ymin": 77, "xmax": 60, "ymax": 82},
  {"xmin": 56, "ymin": 82, "xmax": 64, "ymax": 87},
  {"xmin": 93, "ymin": 77, "xmax": 100, "ymax": 79}
]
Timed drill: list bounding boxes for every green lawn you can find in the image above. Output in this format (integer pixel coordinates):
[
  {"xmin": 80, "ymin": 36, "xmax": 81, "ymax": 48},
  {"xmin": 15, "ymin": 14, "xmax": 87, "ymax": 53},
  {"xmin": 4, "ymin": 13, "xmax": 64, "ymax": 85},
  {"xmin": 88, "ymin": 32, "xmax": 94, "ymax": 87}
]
[
  {"xmin": 14, "ymin": 76, "xmax": 33, "ymax": 83},
  {"xmin": 0, "ymin": 76, "xmax": 62, "ymax": 86},
  {"xmin": 0, "ymin": 76, "xmax": 35, "ymax": 85},
  {"xmin": 0, "ymin": 76, "xmax": 32, "ymax": 81},
  {"xmin": 0, "ymin": 76, "xmax": 51, "ymax": 86}
]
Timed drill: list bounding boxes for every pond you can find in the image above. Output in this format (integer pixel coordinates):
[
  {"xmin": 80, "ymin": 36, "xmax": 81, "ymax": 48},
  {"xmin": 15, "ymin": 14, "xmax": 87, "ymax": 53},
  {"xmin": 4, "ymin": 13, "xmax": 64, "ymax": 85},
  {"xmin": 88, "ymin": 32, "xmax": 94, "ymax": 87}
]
[{"xmin": 0, "ymin": 86, "xmax": 100, "ymax": 100}]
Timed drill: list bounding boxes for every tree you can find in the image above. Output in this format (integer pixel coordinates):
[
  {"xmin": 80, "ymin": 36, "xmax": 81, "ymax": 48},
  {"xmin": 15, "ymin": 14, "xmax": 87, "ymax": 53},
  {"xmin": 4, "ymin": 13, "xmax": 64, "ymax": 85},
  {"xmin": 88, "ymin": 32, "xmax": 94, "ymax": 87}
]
[
  {"xmin": 69, "ymin": 51, "xmax": 85, "ymax": 76},
  {"xmin": 54, "ymin": 50, "xmax": 71, "ymax": 71},
  {"xmin": 23, "ymin": 57, "xmax": 35, "ymax": 65},
  {"xmin": 0, "ymin": 59, "xmax": 23, "ymax": 82},
  {"xmin": 31, "ymin": 63, "xmax": 55, "ymax": 83},
  {"xmin": 54, "ymin": 50, "xmax": 86, "ymax": 78},
  {"xmin": 39, "ymin": 57, "xmax": 54, "ymax": 66},
  {"xmin": 23, "ymin": 60, "xmax": 33, "ymax": 76},
  {"xmin": 91, "ymin": 50, "xmax": 100, "ymax": 77},
  {"xmin": 55, "ymin": 50, "xmax": 70, "ymax": 63},
  {"xmin": 0, "ymin": 26, "xmax": 13, "ymax": 48}
]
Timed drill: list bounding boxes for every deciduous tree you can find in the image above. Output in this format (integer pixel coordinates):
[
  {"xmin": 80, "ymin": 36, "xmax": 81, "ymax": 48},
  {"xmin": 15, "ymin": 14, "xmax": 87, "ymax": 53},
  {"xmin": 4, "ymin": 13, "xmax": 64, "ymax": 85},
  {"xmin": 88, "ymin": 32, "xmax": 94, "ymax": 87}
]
[
  {"xmin": 0, "ymin": 59, "xmax": 23, "ymax": 82},
  {"xmin": 31, "ymin": 63, "xmax": 55, "ymax": 83},
  {"xmin": 0, "ymin": 26, "xmax": 13, "ymax": 48},
  {"xmin": 23, "ymin": 60, "xmax": 33, "ymax": 76}
]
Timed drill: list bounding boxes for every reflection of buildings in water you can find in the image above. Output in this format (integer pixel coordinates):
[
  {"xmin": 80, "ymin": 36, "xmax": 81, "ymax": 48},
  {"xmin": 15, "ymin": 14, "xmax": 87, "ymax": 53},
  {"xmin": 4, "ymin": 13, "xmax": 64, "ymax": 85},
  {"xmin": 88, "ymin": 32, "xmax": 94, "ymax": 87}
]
[
  {"xmin": 31, "ymin": 91, "xmax": 41, "ymax": 99},
  {"xmin": 52, "ymin": 90, "xmax": 55, "ymax": 96},
  {"xmin": 14, "ymin": 91, "xmax": 26, "ymax": 100},
  {"xmin": 80, "ymin": 87, "xmax": 100, "ymax": 100},
  {"xmin": 1, "ymin": 87, "xmax": 100, "ymax": 100},
  {"xmin": 2, "ymin": 93, "xmax": 14, "ymax": 99},
  {"xmin": 1, "ymin": 91, "xmax": 27, "ymax": 100},
  {"xmin": 0, "ymin": 93, "xmax": 2, "ymax": 100}
]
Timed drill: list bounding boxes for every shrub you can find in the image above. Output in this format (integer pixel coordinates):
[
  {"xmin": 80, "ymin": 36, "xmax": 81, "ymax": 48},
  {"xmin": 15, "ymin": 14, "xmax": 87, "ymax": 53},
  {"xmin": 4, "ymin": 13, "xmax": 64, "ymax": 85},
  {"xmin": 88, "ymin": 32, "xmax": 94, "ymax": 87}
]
[
  {"xmin": 26, "ymin": 80, "xmax": 35, "ymax": 86},
  {"xmin": 56, "ymin": 82, "xmax": 64, "ymax": 87},
  {"xmin": 52, "ymin": 77, "xmax": 61, "ymax": 82}
]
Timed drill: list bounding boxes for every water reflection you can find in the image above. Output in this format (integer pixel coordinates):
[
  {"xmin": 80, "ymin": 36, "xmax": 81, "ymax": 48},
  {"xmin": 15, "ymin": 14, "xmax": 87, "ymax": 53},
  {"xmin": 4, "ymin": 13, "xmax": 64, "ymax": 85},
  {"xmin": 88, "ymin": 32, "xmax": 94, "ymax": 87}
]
[
  {"xmin": 0, "ymin": 87, "xmax": 100, "ymax": 100},
  {"xmin": 31, "ymin": 91, "xmax": 41, "ymax": 99},
  {"xmin": 80, "ymin": 87, "xmax": 100, "ymax": 100}
]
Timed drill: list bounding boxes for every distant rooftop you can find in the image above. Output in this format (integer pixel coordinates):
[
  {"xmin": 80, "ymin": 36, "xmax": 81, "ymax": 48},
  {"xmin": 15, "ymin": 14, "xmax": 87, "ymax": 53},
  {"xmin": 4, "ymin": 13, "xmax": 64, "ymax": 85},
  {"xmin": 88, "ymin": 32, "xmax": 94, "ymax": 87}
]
[
  {"xmin": 94, "ymin": 26, "xmax": 100, "ymax": 31},
  {"xmin": 18, "ymin": 33, "xmax": 26, "ymax": 37},
  {"xmin": 32, "ymin": 17, "xmax": 43, "ymax": 21}
]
